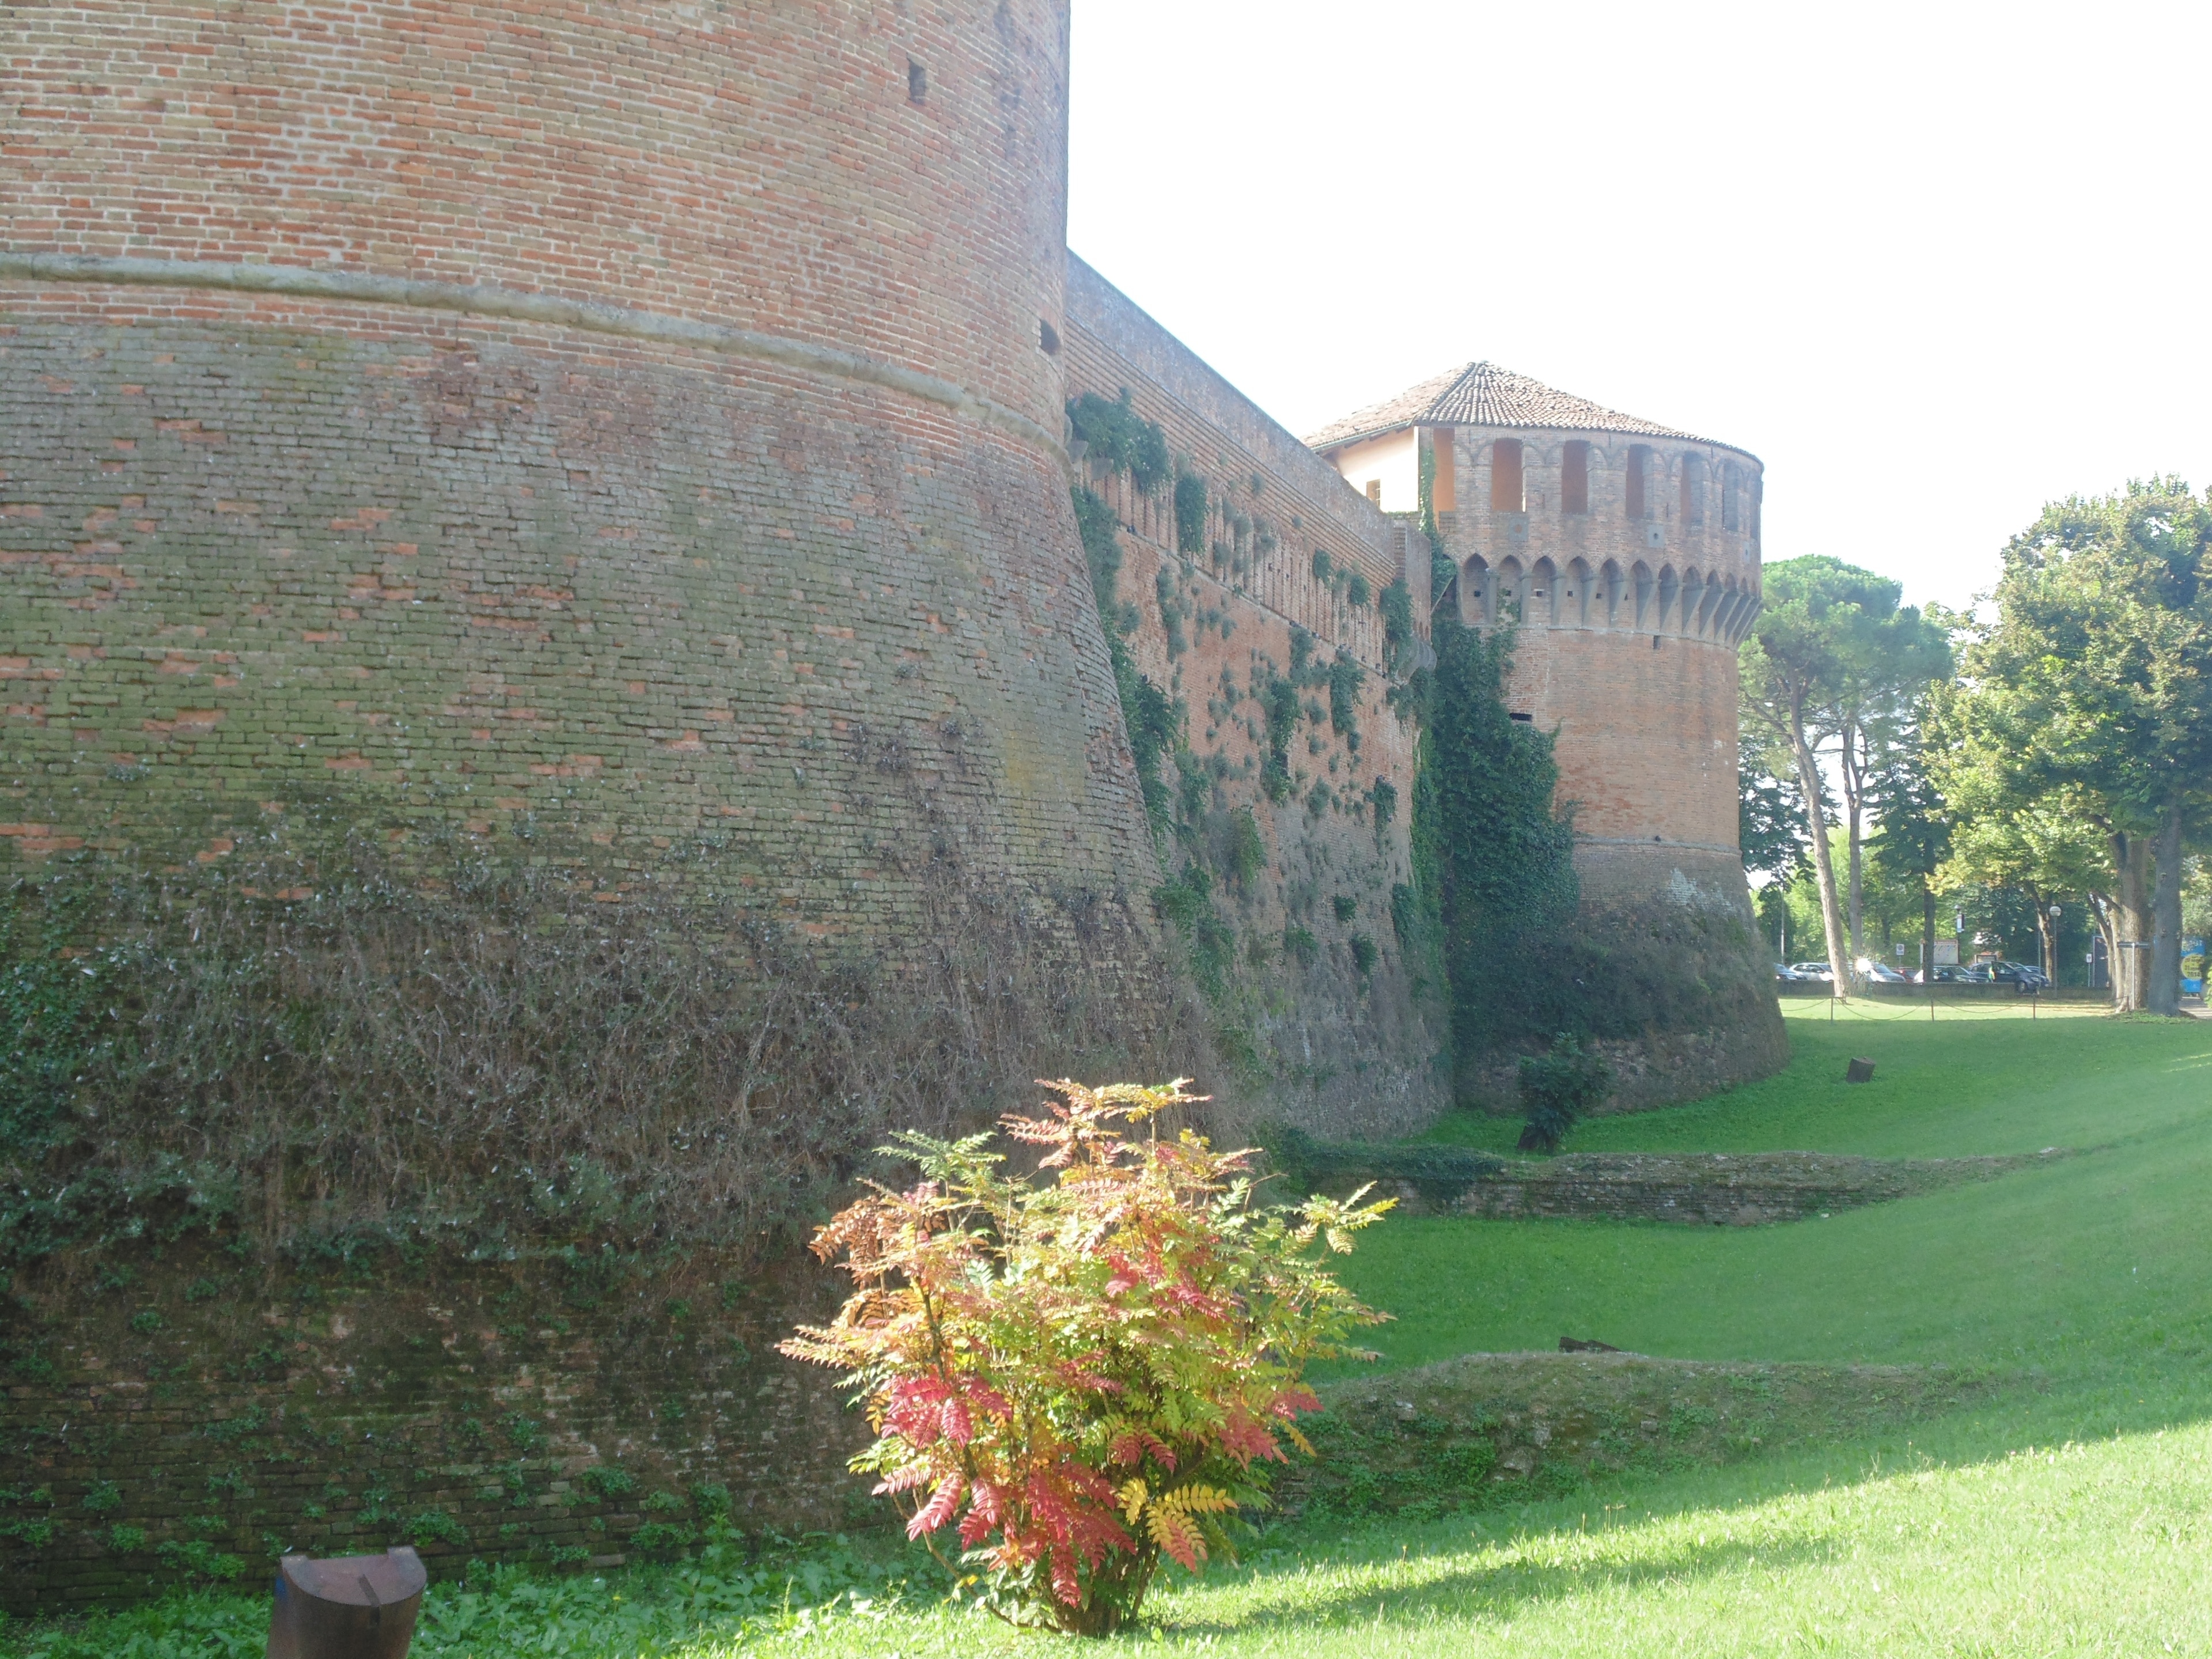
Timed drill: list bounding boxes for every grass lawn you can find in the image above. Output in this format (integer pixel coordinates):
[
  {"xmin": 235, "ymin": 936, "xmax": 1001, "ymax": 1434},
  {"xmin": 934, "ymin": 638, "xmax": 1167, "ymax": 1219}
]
[
  {"xmin": 10, "ymin": 1003, "xmax": 2211, "ymax": 1656},
  {"xmin": 1333, "ymin": 1003, "xmax": 2212, "ymax": 1375}
]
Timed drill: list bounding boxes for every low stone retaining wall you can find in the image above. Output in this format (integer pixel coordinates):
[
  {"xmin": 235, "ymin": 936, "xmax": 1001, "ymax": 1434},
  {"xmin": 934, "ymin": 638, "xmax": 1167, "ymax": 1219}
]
[{"xmin": 1280, "ymin": 1136, "xmax": 2063, "ymax": 1225}]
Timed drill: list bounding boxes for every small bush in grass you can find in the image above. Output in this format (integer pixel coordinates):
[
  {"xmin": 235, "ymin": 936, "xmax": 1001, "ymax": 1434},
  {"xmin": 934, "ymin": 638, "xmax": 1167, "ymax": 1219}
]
[
  {"xmin": 781, "ymin": 1079, "xmax": 1391, "ymax": 1636},
  {"xmin": 1516, "ymin": 1033, "xmax": 1613, "ymax": 1152}
]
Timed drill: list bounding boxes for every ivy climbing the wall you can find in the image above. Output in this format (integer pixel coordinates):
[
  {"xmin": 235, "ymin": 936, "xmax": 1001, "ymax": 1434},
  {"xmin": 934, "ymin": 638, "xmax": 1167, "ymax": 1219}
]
[
  {"xmin": 1328, "ymin": 653, "xmax": 1365, "ymax": 751},
  {"xmin": 1397, "ymin": 441, "xmax": 1587, "ymax": 1085},
  {"xmin": 1378, "ymin": 579, "xmax": 1415, "ymax": 673},
  {"xmin": 1424, "ymin": 550, "xmax": 1581, "ymax": 1062}
]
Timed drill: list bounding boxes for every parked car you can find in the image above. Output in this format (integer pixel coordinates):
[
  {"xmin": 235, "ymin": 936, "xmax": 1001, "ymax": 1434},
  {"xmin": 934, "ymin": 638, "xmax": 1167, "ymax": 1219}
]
[
  {"xmin": 1983, "ymin": 960, "xmax": 2052, "ymax": 989},
  {"xmin": 1787, "ymin": 961, "xmax": 1835, "ymax": 982},
  {"xmin": 1862, "ymin": 962, "xmax": 1912, "ymax": 983},
  {"xmin": 1923, "ymin": 964, "xmax": 1991, "ymax": 984},
  {"xmin": 1774, "ymin": 963, "xmax": 1813, "ymax": 983}
]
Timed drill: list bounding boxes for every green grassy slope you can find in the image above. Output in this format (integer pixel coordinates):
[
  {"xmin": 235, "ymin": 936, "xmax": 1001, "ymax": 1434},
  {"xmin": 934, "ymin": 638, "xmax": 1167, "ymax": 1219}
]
[
  {"xmin": 1424, "ymin": 1001, "xmax": 2211, "ymax": 1159},
  {"xmin": 1330, "ymin": 1004, "xmax": 2212, "ymax": 1376}
]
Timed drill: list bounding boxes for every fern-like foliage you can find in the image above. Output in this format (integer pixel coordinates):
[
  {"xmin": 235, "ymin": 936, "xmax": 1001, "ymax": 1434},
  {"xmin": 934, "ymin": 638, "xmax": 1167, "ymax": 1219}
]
[{"xmin": 779, "ymin": 1080, "xmax": 1392, "ymax": 1635}]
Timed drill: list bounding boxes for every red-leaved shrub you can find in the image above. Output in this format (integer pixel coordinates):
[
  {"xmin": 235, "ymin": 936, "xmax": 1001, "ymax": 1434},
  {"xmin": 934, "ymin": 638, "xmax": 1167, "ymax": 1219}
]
[{"xmin": 779, "ymin": 1080, "xmax": 1390, "ymax": 1634}]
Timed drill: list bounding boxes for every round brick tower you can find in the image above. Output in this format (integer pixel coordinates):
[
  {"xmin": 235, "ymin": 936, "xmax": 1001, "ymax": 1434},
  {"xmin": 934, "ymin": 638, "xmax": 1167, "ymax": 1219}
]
[
  {"xmin": 1, "ymin": 2, "xmax": 1150, "ymax": 940},
  {"xmin": 1438, "ymin": 391, "xmax": 1763, "ymax": 911},
  {"xmin": 1313, "ymin": 363, "xmax": 1786, "ymax": 1104}
]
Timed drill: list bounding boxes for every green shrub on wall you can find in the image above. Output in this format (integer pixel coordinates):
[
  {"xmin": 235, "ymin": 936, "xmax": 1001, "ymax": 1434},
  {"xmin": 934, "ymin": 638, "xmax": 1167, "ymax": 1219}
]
[
  {"xmin": 1175, "ymin": 471, "xmax": 1209, "ymax": 556},
  {"xmin": 1068, "ymin": 389, "xmax": 1171, "ymax": 495}
]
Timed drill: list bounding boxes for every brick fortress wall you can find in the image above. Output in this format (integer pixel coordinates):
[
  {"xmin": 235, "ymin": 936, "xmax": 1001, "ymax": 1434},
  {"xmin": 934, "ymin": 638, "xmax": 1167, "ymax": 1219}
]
[
  {"xmin": 0, "ymin": 2, "xmax": 1189, "ymax": 1605},
  {"xmin": 0, "ymin": 1245, "xmax": 873, "ymax": 1613},
  {"xmin": 1064, "ymin": 259, "xmax": 1445, "ymax": 1137},
  {"xmin": 1, "ymin": 1, "xmax": 1156, "ymax": 947}
]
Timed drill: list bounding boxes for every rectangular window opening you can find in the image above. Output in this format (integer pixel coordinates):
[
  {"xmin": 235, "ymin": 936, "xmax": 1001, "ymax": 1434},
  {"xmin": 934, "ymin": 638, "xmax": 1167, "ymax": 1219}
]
[
  {"xmin": 1562, "ymin": 440, "xmax": 1590, "ymax": 515},
  {"xmin": 1490, "ymin": 438, "xmax": 1524, "ymax": 513}
]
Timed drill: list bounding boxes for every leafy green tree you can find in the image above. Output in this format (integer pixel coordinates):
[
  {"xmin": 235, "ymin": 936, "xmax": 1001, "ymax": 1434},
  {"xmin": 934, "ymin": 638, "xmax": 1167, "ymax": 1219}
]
[
  {"xmin": 1934, "ymin": 783, "xmax": 2112, "ymax": 981},
  {"xmin": 1738, "ymin": 735, "xmax": 1810, "ymax": 885},
  {"xmin": 1866, "ymin": 713, "xmax": 1951, "ymax": 977},
  {"xmin": 1944, "ymin": 481, "xmax": 2212, "ymax": 1013},
  {"xmin": 1741, "ymin": 557, "xmax": 1950, "ymax": 991}
]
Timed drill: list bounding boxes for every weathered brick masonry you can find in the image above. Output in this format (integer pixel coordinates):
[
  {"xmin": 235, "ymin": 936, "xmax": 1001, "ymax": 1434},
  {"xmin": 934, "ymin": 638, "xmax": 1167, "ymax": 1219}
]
[
  {"xmin": 1064, "ymin": 258, "xmax": 1441, "ymax": 1134},
  {"xmin": 2, "ymin": 2, "xmax": 1154, "ymax": 945},
  {"xmin": 0, "ymin": 1245, "xmax": 871, "ymax": 1612},
  {"xmin": 1312, "ymin": 368, "xmax": 1787, "ymax": 1102},
  {"xmin": 0, "ymin": 0, "xmax": 1203, "ymax": 1603}
]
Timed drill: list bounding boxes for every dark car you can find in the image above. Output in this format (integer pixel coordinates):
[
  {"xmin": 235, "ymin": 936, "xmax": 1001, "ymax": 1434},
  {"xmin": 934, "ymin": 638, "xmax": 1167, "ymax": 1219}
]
[
  {"xmin": 1922, "ymin": 964, "xmax": 1990, "ymax": 984},
  {"xmin": 1983, "ymin": 960, "xmax": 2052, "ymax": 990}
]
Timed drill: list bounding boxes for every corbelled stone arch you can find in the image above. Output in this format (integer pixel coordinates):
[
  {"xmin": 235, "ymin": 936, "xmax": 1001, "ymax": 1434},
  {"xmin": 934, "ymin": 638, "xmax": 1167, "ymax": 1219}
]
[
  {"xmin": 1697, "ymin": 569, "xmax": 1727, "ymax": 637},
  {"xmin": 1530, "ymin": 557, "xmax": 1559, "ymax": 626},
  {"xmin": 1630, "ymin": 559, "xmax": 1655, "ymax": 630},
  {"xmin": 1597, "ymin": 558, "xmax": 1625, "ymax": 628},
  {"xmin": 1461, "ymin": 554, "xmax": 1493, "ymax": 627},
  {"xmin": 1654, "ymin": 564, "xmax": 1680, "ymax": 632},
  {"xmin": 1710, "ymin": 575, "xmax": 1744, "ymax": 642},
  {"xmin": 1678, "ymin": 565, "xmax": 1705, "ymax": 637},
  {"xmin": 1565, "ymin": 556, "xmax": 1593, "ymax": 626},
  {"xmin": 1496, "ymin": 555, "xmax": 1527, "ymax": 624}
]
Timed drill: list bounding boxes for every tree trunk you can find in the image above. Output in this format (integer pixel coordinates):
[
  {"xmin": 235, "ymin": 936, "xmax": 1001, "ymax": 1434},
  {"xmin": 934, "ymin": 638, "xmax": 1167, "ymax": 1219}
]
[
  {"xmin": 2113, "ymin": 831, "xmax": 2153, "ymax": 1012},
  {"xmin": 1922, "ymin": 884, "xmax": 1937, "ymax": 979},
  {"xmin": 1789, "ymin": 725, "xmax": 1851, "ymax": 996},
  {"xmin": 2089, "ymin": 892, "xmax": 2116, "ymax": 991},
  {"xmin": 1840, "ymin": 722, "xmax": 1866, "ymax": 985},
  {"xmin": 2149, "ymin": 801, "xmax": 2184, "ymax": 1017}
]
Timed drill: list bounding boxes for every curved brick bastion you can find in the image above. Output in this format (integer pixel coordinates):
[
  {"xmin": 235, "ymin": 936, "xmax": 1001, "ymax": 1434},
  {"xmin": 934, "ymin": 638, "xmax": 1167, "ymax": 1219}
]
[{"xmin": 0, "ymin": 2, "xmax": 1154, "ymax": 948}]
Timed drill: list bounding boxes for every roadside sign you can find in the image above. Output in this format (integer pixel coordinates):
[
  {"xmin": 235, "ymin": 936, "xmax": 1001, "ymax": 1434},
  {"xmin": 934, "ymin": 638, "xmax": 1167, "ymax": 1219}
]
[
  {"xmin": 2186, "ymin": 937, "xmax": 2206, "ymax": 997},
  {"xmin": 1934, "ymin": 938, "xmax": 1959, "ymax": 966}
]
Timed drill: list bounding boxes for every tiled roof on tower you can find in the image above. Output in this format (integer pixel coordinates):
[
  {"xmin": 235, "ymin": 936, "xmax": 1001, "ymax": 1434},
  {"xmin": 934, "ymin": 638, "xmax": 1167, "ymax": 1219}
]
[{"xmin": 1304, "ymin": 361, "xmax": 1705, "ymax": 450}]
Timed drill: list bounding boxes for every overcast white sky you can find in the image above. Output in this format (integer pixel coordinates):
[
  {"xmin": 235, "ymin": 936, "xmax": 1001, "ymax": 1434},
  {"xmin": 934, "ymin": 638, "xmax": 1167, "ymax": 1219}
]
[{"xmin": 1067, "ymin": 1, "xmax": 2212, "ymax": 615}]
